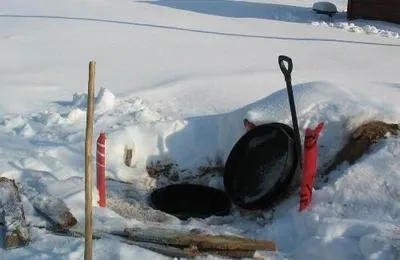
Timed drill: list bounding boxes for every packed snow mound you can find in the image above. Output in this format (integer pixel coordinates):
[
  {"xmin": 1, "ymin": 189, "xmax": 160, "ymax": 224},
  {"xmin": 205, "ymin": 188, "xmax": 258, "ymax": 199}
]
[
  {"xmin": 312, "ymin": 21, "xmax": 400, "ymax": 39},
  {"xmin": 96, "ymin": 87, "xmax": 115, "ymax": 113},
  {"xmin": 2, "ymin": 82, "xmax": 397, "ymax": 183},
  {"xmin": 67, "ymin": 108, "xmax": 85, "ymax": 123},
  {"xmin": 71, "ymin": 87, "xmax": 116, "ymax": 112},
  {"xmin": 72, "ymin": 93, "xmax": 88, "ymax": 108},
  {"xmin": 312, "ymin": 2, "xmax": 338, "ymax": 16}
]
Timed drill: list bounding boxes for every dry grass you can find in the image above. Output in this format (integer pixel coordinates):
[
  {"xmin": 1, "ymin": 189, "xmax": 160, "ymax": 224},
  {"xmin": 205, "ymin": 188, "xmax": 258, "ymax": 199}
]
[
  {"xmin": 146, "ymin": 157, "xmax": 224, "ymax": 183},
  {"xmin": 323, "ymin": 121, "xmax": 399, "ymax": 176}
]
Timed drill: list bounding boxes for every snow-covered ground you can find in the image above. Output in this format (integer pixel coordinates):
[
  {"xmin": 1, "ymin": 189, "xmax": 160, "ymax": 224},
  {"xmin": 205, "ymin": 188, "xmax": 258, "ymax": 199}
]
[{"xmin": 1, "ymin": 0, "xmax": 400, "ymax": 259}]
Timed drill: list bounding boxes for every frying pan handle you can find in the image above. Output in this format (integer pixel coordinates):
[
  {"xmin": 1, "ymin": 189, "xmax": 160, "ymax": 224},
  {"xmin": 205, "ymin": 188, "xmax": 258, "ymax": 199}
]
[{"xmin": 278, "ymin": 55, "xmax": 293, "ymax": 81}]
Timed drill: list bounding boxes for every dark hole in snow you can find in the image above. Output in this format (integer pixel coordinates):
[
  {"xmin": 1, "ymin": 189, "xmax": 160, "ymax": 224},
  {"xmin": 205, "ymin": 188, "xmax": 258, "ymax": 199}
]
[{"xmin": 149, "ymin": 184, "xmax": 231, "ymax": 220}]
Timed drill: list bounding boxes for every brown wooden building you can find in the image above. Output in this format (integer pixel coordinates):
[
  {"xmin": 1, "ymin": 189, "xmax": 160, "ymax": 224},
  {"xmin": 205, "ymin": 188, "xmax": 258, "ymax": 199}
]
[{"xmin": 347, "ymin": 0, "xmax": 400, "ymax": 24}]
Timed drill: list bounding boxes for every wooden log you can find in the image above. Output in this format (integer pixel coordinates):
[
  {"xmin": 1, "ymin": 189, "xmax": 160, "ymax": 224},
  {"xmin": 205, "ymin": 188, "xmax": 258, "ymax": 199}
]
[
  {"xmin": 0, "ymin": 177, "xmax": 30, "ymax": 249},
  {"xmin": 123, "ymin": 227, "xmax": 276, "ymax": 252},
  {"xmin": 19, "ymin": 183, "xmax": 77, "ymax": 230}
]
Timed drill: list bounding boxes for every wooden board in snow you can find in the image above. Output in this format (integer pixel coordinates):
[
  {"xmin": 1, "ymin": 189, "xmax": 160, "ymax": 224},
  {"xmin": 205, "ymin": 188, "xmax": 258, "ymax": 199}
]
[
  {"xmin": 123, "ymin": 226, "xmax": 277, "ymax": 252},
  {"xmin": 0, "ymin": 177, "xmax": 30, "ymax": 249}
]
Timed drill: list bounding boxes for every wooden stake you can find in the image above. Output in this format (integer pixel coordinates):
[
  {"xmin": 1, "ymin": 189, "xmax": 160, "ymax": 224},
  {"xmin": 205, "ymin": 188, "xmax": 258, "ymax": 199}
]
[{"xmin": 85, "ymin": 61, "xmax": 96, "ymax": 260}]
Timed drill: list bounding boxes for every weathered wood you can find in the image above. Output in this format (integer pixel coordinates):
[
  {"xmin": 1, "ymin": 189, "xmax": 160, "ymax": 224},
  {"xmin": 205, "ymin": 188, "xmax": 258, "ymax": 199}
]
[
  {"xmin": 85, "ymin": 60, "xmax": 96, "ymax": 260},
  {"xmin": 0, "ymin": 177, "xmax": 30, "ymax": 249},
  {"xmin": 119, "ymin": 241, "xmax": 256, "ymax": 259},
  {"xmin": 19, "ymin": 183, "xmax": 77, "ymax": 230},
  {"xmin": 202, "ymin": 249, "xmax": 255, "ymax": 258},
  {"xmin": 117, "ymin": 237, "xmax": 199, "ymax": 258},
  {"xmin": 39, "ymin": 226, "xmax": 262, "ymax": 258},
  {"xmin": 124, "ymin": 227, "xmax": 276, "ymax": 252}
]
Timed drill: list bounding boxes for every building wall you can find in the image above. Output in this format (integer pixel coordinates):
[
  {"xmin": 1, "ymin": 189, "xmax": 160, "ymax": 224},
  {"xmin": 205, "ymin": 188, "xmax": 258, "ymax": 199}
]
[{"xmin": 347, "ymin": 0, "xmax": 400, "ymax": 24}]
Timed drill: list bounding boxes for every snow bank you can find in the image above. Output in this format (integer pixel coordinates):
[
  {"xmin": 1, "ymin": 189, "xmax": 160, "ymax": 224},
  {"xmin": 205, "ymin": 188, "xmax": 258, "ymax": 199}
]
[
  {"xmin": 1, "ymin": 83, "xmax": 397, "ymax": 184},
  {"xmin": 103, "ymin": 81, "xmax": 398, "ymax": 183},
  {"xmin": 313, "ymin": 21, "xmax": 400, "ymax": 39}
]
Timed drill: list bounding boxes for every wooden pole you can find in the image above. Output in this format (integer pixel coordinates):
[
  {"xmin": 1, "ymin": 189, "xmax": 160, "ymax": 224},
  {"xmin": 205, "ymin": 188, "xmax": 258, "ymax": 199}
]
[{"xmin": 85, "ymin": 61, "xmax": 96, "ymax": 260}]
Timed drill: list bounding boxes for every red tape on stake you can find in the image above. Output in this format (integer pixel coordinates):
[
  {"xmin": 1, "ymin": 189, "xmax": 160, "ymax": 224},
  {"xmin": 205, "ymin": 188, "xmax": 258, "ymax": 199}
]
[
  {"xmin": 299, "ymin": 122, "xmax": 324, "ymax": 212},
  {"xmin": 96, "ymin": 132, "xmax": 106, "ymax": 207}
]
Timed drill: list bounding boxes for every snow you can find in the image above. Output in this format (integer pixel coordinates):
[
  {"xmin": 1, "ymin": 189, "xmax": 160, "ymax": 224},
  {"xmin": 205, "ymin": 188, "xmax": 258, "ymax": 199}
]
[
  {"xmin": 312, "ymin": 2, "xmax": 338, "ymax": 15},
  {"xmin": 1, "ymin": 0, "xmax": 400, "ymax": 259},
  {"xmin": 96, "ymin": 87, "xmax": 116, "ymax": 113}
]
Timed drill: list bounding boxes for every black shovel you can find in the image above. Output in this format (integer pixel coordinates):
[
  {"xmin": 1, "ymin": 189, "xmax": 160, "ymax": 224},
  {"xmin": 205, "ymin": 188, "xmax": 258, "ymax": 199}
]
[{"xmin": 278, "ymin": 55, "xmax": 303, "ymax": 170}]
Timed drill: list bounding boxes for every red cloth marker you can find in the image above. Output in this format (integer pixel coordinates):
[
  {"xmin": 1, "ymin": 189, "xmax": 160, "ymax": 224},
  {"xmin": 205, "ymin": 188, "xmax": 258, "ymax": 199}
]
[
  {"xmin": 97, "ymin": 132, "xmax": 106, "ymax": 207},
  {"xmin": 299, "ymin": 122, "xmax": 324, "ymax": 212}
]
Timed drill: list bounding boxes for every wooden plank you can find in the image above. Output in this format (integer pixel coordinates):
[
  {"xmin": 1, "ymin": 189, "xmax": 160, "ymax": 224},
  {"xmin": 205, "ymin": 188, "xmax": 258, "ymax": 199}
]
[
  {"xmin": 0, "ymin": 177, "xmax": 30, "ymax": 249},
  {"xmin": 40, "ymin": 226, "xmax": 263, "ymax": 258},
  {"xmin": 124, "ymin": 227, "xmax": 276, "ymax": 251},
  {"xmin": 108, "ymin": 230, "xmax": 259, "ymax": 258},
  {"xmin": 116, "ymin": 237, "xmax": 199, "ymax": 258}
]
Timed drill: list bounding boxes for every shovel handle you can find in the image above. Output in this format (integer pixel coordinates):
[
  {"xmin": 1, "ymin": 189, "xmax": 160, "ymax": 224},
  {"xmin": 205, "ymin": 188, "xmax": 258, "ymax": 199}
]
[
  {"xmin": 278, "ymin": 55, "xmax": 293, "ymax": 80},
  {"xmin": 278, "ymin": 55, "xmax": 303, "ymax": 170}
]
